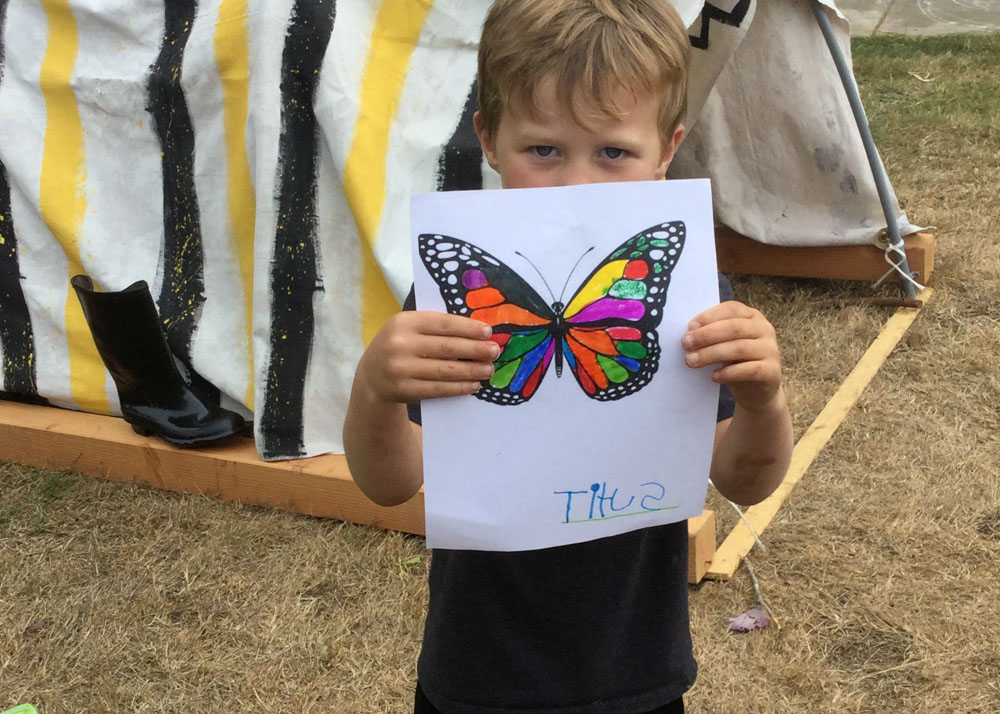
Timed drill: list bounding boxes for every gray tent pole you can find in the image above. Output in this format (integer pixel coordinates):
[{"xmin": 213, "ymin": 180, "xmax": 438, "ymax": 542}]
[{"xmin": 810, "ymin": 0, "xmax": 917, "ymax": 299}]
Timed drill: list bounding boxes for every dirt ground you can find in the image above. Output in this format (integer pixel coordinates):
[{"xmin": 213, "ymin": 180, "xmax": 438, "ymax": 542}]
[{"xmin": 2, "ymin": 34, "xmax": 999, "ymax": 713}]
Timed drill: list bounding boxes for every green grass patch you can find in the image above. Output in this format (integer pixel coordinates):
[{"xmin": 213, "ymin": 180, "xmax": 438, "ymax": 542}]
[
  {"xmin": 851, "ymin": 33, "xmax": 1000, "ymax": 177},
  {"xmin": 37, "ymin": 469, "xmax": 76, "ymax": 502},
  {"xmin": 0, "ymin": 468, "xmax": 78, "ymax": 536},
  {"xmin": 852, "ymin": 32, "xmax": 1000, "ymax": 61}
]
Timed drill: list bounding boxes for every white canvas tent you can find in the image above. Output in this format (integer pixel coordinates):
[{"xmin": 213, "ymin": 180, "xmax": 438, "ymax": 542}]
[{"xmin": 0, "ymin": 0, "xmax": 917, "ymax": 461}]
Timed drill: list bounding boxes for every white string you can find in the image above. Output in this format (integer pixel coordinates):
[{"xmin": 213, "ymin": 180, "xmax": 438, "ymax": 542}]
[
  {"xmin": 727, "ymin": 498, "xmax": 767, "ymax": 552},
  {"xmin": 871, "ymin": 238, "xmax": 926, "ymax": 291},
  {"xmin": 708, "ymin": 479, "xmax": 767, "ymax": 553},
  {"xmin": 743, "ymin": 556, "xmax": 780, "ymax": 629}
]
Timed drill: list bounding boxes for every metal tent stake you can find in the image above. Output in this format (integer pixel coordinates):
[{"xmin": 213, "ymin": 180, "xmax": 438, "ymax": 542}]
[{"xmin": 810, "ymin": 0, "xmax": 917, "ymax": 299}]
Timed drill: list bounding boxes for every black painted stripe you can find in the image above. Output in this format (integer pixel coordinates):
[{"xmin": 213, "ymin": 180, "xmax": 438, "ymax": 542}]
[
  {"xmin": 436, "ymin": 80, "xmax": 483, "ymax": 192},
  {"xmin": 689, "ymin": 0, "xmax": 752, "ymax": 50},
  {"xmin": 145, "ymin": 0, "xmax": 219, "ymax": 404},
  {"xmin": 260, "ymin": 0, "xmax": 336, "ymax": 458},
  {"xmin": 0, "ymin": 162, "xmax": 40, "ymax": 399},
  {"xmin": 0, "ymin": 0, "xmax": 42, "ymax": 400}
]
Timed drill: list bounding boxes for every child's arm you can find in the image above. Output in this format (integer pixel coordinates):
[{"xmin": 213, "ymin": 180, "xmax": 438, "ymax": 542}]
[
  {"xmin": 682, "ymin": 301, "xmax": 794, "ymax": 506},
  {"xmin": 343, "ymin": 311, "xmax": 499, "ymax": 506}
]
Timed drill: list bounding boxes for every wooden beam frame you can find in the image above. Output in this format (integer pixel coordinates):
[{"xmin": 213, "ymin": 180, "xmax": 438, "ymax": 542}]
[
  {"xmin": 0, "ymin": 402, "xmax": 425, "ymax": 535},
  {"xmin": 716, "ymin": 228, "xmax": 934, "ymax": 283},
  {"xmin": 704, "ymin": 288, "xmax": 934, "ymax": 580},
  {"xmin": 0, "ymin": 399, "xmax": 717, "ymax": 581},
  {"xmin": 687, "ymin": 510, "xmax": 716, "ymax": 584}
]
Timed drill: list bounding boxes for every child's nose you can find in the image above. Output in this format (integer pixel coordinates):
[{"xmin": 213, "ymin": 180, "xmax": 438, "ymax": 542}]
[{"xmin": 558, "ymin": 159, "xmax": 602, "ymax": 186}]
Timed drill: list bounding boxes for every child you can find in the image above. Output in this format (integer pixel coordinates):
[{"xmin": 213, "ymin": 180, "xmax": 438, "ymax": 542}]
[{"xmin": 344, "ymin": 1, "xmax": 794, "ymax": 711}]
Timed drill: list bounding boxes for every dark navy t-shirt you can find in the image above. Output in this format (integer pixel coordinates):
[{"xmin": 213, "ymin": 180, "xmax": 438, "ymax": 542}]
[{"xmin": 406, "ymin": 275, "xmax": 736, "ymax": 713}]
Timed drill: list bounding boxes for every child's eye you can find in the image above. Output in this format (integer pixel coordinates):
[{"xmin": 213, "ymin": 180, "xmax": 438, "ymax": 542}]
[
  {"xmin": 531, "ymin": 145, "xmax": 556, "ymax": 157},
  {"xmin": 601, "ymin": 147, "xmax": 626, "ymax": 159}
]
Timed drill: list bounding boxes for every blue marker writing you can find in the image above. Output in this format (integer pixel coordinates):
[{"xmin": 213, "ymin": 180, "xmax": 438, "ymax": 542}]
[
  {"xmin": 553, "ymin": 488, "xmax": 590, "ymax": 524},
  {"xmin": 640, "ymin": 481, "xmax": 667, "ymax": 511}
]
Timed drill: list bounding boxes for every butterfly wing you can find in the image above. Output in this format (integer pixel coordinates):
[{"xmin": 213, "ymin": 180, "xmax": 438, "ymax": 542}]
[
  {"xmin": 418, "ymin": 234, "xmax": 557, "ymax": 405},
  {"xmin": 559, "ymin": 221, "xmax": 685, "ymax": 401}
]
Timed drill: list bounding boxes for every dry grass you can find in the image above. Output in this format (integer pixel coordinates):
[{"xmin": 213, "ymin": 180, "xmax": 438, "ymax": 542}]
[
  {"xmin": 689, "ymin": 33, "xmax": 1000, "ymax": 714},
  {"xmin": 3, "ymin": 34, "xmax": 1000, "ymax": 713},
  {"xmin": 0, "ymin": 469, "xmax": 430, "ymax": 712}
]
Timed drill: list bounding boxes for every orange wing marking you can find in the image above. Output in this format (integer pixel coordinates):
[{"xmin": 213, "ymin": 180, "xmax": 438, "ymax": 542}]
[{"xmin": 471, "ymin": 304, "xmax": 551, "ymax": 327}]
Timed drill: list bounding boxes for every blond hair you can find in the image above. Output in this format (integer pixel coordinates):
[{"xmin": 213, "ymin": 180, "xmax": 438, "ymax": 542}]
[{"xmin": 477, "ymin": 0, "xmax": 690, "ymax": 142}]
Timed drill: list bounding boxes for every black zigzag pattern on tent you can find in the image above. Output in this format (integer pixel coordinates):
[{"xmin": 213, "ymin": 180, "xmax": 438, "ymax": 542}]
[
  {"xmin": 146, "ymin": 0, "xmax": 220, "ymax": 407},
  {"xmin": 436, "ymin": 80, "xmax": 483, "ymax": 192},
  {"xmin": 260, "ymin": 0, "xmax": 337, "ymax": 459},
  {"xmin": 689, "ymin": 0, "xmax": 752, "ymax": 50},
  {"xmin": 0, "ymin": 0, "xmax": 42, "ymax": 400}
]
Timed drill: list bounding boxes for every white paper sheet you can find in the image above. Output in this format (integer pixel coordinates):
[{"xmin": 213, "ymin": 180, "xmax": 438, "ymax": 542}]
[{"xmin": 412, "ymin": 180, "xmax": 720, "ymax": 552}]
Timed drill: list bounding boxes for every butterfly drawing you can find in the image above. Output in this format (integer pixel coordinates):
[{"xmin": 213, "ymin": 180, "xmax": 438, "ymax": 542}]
[{"xmin": 418, "ymin": 221, "xmax": 685, "ymax": 405}]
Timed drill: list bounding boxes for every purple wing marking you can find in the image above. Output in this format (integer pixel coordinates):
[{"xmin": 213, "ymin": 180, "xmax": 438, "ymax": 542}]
[
  {"xmin": 567, "ymin": 298, "xmax": 645, "ymax": 324},
  {"xmin": 462, "ymin": 269, "xmax": 487, "ymax": 289}
]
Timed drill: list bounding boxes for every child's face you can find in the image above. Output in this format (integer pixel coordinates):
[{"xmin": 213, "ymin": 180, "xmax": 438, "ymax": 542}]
[{"xmin": 474, "ymin": 75, "xmax": 683, "ymax": 189}]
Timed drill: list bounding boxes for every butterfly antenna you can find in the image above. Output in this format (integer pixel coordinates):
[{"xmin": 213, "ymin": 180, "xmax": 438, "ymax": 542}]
[
  {"xmin": 514, "ymin": 251, "xmax": 557, "ymax": 303},
  {"xmin": 558, "ymin": 247, "xmax": 595, "ymax": 303}
]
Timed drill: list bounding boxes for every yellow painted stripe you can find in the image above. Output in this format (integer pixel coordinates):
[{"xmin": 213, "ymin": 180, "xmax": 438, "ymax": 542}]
[
  {"xmin": 705, "ymin": 289, "xmax": 935, "ymax": 580},
  {"xmin": 343, "ymin": 0, "xmax": 435, "ymax": 345},
  {"xmin": 214, "ymin": 0, "xmax": 256, "ymax": 409},
  {"xmin": 39, "ymin": 0, "xmax": 109, "ymax": 414}
]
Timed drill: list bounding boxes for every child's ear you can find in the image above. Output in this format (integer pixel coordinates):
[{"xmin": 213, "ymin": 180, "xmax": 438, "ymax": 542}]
[
  {"xmin": 655, "ymin": 124, "xmax": 685, "ymax": 180},
  {"xmin": 473, "ymin": 111, "xmax": 501, "ymax": 172}
]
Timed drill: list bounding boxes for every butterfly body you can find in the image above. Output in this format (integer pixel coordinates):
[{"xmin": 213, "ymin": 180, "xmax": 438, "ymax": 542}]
[
  {"xmin": 418, "ymin": 222, "xmax": 685, "ymax": 405},
  {"xmin": 548, "ymin": 305, "xmax": 567, "ymax": 378}
]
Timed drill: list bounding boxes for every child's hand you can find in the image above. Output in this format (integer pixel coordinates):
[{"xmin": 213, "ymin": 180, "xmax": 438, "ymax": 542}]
[
  {"xmin": 681, "ymin": 301, "xmax": 783, "ymax": 413},
  {"xmin": 357, "ymin": 311, "xmax": 499, "ymax": 404}
]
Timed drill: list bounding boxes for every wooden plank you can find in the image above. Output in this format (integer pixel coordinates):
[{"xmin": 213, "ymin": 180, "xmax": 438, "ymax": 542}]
[
  {"xmin": 0, "ymin": 401, "xmax": 425, "ymax": 535},
  {"xmin": 687, "ymin": 509, "xmax": 716, "ymax": 584},
  {"xmin": 1, "ymin": 401, "xmax": 720, "ymax": 562},
  {"xmin": 704, "ymin": 288, "xmax": 934, "ymax": 580},
  {"xmin": 715, "ymin": 228, "xmax": 934, "ymax": 283}
]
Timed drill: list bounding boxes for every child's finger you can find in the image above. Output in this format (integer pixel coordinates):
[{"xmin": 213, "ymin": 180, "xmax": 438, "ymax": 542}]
[
  {"xmin": 682, "ymin": 318, "xmax": 772, "ymax": 352},
  {"xmin": 687, "ymin": 300, "xmax": 758, "ymax": 330},
  {"xmin": 416, "ymin": 311, "xmax": 493, "ymax": 340},
  {"xmin": 412, "ymin": 334, "xmax": 501, "ymax": 363},
  {"xmin": 684, "ymin": 338, "xmax": 765, "ymax": 369},
  {"xmin": 708, "ymin": 360, "xmax": 780, "ymax": 386},
  {"xmin": 402, "ymin": 378, "xmax": 484, "ymax": 400},
  {"xmin": 407, "ymin": 357, "xmax": 495, "ymax": 383}
]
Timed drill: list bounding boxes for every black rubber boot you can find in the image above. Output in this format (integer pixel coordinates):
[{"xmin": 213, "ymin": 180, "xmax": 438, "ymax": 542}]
[{"xmin": 71, "ymin": 275, "xmax": 248, "ymax": 447}]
